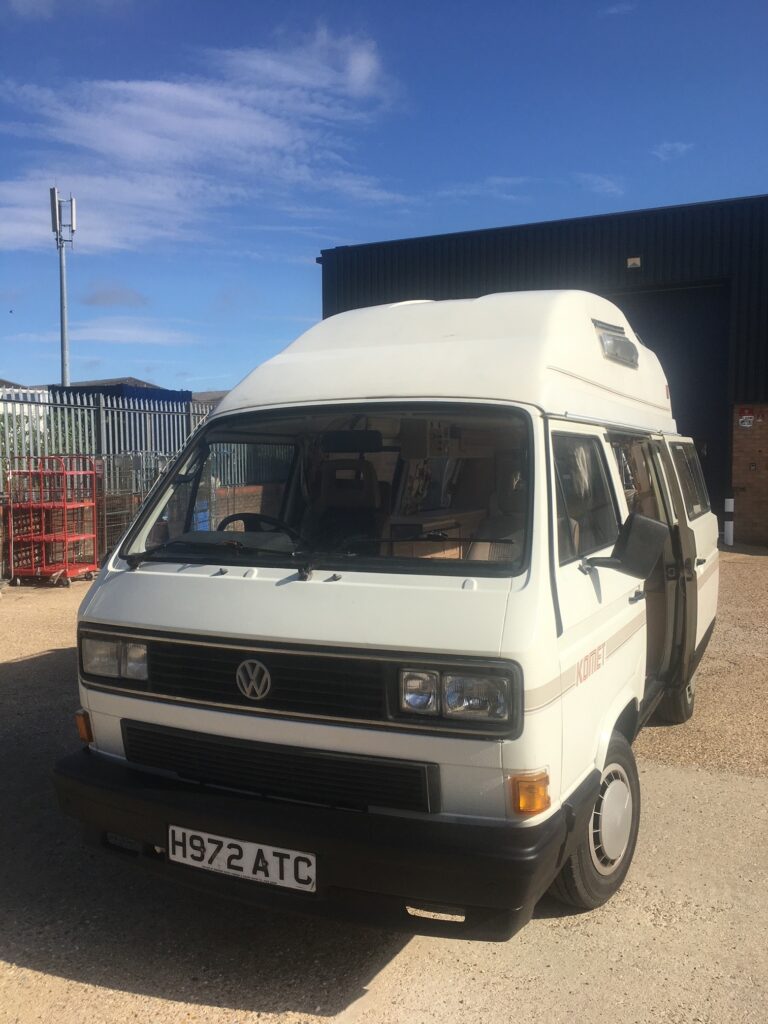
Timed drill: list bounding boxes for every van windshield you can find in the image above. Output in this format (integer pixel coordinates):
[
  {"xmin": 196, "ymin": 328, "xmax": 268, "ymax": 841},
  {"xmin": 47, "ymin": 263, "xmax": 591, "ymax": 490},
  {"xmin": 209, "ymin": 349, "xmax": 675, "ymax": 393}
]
[{"xmin": 122, "ymin": 404, "xmax": 531, "ymax": 575}]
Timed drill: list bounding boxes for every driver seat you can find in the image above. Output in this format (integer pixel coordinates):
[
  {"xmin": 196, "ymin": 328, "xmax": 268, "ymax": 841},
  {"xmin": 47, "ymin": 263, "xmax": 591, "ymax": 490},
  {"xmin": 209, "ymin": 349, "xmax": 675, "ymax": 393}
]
[
  {"xmin": 466, "ymin": 452, "xmax": 527, "ymax": 562},
  {"xmin": 309, "ymin": 459, "xmax": 381, "ymax": 549}
]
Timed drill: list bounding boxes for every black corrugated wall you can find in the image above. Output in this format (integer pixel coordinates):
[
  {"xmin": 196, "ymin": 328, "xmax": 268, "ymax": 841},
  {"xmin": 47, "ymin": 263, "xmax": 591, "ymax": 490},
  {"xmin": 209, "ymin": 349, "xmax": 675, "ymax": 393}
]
[
  {"xmin": 319, "ymin": 195, "xmax": 768, "ymax": 405},
  {"xmin": 318, "ymin": 195, "xmax": 768, "ymax": 512}
]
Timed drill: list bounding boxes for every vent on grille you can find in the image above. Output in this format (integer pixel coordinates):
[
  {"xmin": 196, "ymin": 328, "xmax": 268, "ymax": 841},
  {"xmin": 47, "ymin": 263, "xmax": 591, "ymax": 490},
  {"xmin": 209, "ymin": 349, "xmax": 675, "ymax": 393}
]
[
  {"xmin": 140, "ymin": 641, "xmax": 389, "ymax": 723},
  {"xmin": 121, "ymin": 721, "xmax": 439, "ymax": 814}
]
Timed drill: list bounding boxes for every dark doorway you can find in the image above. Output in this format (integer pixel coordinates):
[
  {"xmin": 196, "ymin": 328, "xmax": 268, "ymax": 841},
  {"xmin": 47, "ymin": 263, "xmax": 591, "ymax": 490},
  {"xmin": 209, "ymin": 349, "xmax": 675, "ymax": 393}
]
[{"xmin": 608, "ymin": 284, "xmax": 730, "ymax": 518}]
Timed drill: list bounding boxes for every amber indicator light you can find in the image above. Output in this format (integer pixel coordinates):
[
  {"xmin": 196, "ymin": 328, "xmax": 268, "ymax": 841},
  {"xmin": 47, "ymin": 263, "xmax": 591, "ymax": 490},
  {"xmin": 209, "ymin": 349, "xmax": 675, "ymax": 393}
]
[
  {"xmin": 75, "ymin": 709, "xmax": 93, "ymax": 744},
  {"xmin": 509, "ymin": 770, "xmax": 551, "ymax": 815}
]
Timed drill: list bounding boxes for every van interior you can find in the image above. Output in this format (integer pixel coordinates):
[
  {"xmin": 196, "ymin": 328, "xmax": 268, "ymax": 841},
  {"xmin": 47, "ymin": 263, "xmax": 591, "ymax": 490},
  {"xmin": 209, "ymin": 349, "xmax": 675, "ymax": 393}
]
[{"xmin": 145, "ymin": 407, "xmax": 531, "ymax": 569}]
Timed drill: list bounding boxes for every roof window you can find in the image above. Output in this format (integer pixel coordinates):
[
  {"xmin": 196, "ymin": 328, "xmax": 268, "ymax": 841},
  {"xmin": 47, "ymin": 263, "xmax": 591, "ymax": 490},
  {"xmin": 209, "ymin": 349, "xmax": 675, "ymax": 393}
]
[{"xmin": 592, "ymin": 320, "xmax": 639, "ymax": 369}]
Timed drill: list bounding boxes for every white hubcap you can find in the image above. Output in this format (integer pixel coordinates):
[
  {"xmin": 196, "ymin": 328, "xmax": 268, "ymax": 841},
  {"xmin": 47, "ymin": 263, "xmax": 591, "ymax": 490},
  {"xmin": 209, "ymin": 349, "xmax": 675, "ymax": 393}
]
[{"xmin": 589, "ymin": 763, "xmax": 633, "ymax": 876}]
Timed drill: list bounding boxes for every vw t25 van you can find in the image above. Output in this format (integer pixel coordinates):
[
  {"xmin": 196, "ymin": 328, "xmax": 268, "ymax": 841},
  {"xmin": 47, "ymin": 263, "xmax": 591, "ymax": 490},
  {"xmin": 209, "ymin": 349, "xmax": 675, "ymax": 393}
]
[{"xmin": 54, "ymin": 290, "xmax": 718, "ymax": 940}]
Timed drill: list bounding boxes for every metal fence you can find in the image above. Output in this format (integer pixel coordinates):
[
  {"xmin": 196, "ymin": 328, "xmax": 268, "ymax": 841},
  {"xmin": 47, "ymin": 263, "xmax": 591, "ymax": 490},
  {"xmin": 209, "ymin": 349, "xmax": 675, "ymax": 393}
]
[
  {"xmin": 0, "ymin": 388, "xmax": 213, "ymax": 466},
  {"xmin": 99, "ymin": 451, "xmax": 172, "ymax": 554},
  {"xmin": 1, "ymin": 388, "xmax": 216, "ymax": 577}
]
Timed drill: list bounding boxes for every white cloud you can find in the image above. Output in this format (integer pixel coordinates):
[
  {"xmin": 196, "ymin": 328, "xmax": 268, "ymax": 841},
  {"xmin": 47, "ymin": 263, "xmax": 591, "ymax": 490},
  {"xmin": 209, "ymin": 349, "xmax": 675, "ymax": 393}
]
[
  {"xmin": 326, "ymin": 171, "xmax": 407, "ymax": 204},
  {"xmin": 436, "ymin": 176, "xmax": 530, "ymax": 201},
  {"xmin": 652, "ymin": 141, "xmax": 694, "ymax": 161},
  {"xmin": 574, "ymin": 172, "xmax": 624, "ymax": 196},
  {"xmin": 212, "ymin": 28, "xmax": 387, "ymax": 103},
  {"xmin": 5, "ymin": 0, "xmax": 127, "ymax": 18},
  {"xmin": 0, "ymin": 168, "xmax": 237, "ymax": 251},
  {"xmin": 6, "ymin": 79, "xmax": 300, "ymax": 170},
  {"xmin": 6, "ymin": 0, "xmax": 56, "ymax": 17},
  {"xmin": 600, "ymin": 2, "xmax": 636, "ymax": 14},
  {"xmin": 5, "ymin": 316, "xmax": 197, "ymax": 346},
  {"xmin": 0, "ymin": 29, "xmax": 403, "ymax": 253}
]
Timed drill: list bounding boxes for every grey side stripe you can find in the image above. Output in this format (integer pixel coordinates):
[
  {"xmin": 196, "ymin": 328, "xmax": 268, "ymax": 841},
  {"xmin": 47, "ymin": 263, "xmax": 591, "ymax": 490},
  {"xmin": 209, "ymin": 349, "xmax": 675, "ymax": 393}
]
[{"xmin": 525, "ymin": 612, "xmax": 645, "ymax": 713}]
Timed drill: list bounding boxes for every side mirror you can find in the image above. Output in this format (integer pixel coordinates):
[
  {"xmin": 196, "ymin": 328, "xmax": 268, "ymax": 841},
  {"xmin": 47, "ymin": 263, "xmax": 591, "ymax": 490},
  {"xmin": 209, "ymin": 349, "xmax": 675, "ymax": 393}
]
[{"xmin": 583, "ymin": 513, "xmax": 669, "ymax": 580}]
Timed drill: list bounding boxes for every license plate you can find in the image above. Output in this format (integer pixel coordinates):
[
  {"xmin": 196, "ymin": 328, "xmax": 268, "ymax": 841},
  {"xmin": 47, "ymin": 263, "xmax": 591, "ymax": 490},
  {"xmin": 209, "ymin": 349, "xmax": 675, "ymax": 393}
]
[{"xmin": 167, "ymin": 825, "xmax": 317, "ymax": 893}]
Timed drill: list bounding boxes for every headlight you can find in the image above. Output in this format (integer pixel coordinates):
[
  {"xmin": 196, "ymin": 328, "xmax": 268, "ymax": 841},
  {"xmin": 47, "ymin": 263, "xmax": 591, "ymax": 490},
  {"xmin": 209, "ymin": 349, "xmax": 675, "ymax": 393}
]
[
  {"xmin": 81, "ymin": 637, "xmax": 148, "ymax": 681},
  {"xmin": 123, "ymin": 642, "xmax": 148, "ymax": 681},
  {"xmin": 399, "ymin": 670, "xmax": 440, "ymax": 715},
  {"xmin": 81, "ymin": 638, "xmax": 120, "ymax": 678},
  {"xmin": 442, "ymin": 674, "xmax": 510, "ymax": 720},
  {"xmin": 398, "ymin": 666, "xmax": 514, "ymax": 724}
]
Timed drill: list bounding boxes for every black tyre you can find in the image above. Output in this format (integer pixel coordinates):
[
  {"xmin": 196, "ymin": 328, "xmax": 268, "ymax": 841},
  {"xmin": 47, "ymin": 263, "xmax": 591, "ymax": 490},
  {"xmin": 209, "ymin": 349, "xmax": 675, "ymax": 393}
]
[
  {"xmin": 549, "ymin": 732, "xmax": 641, "ymax": 910},
  {"xmin": 657, "ymin": 674, "xmax": 695, "ymax": 724}
]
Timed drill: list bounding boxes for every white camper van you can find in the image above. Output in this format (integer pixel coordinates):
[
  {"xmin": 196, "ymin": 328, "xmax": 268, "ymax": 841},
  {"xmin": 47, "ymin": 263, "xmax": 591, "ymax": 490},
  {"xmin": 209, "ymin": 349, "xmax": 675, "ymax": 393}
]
[{"xmin": 55, "ymin": 291, "xmax": 718, "ymax": 940}]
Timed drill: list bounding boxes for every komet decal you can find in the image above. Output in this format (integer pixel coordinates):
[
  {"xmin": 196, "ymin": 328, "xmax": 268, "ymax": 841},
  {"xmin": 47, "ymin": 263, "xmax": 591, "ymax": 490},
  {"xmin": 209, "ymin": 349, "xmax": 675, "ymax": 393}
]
[{"xmin": 576, "ymin": 642, "xmax": 606, "ymax": 685}]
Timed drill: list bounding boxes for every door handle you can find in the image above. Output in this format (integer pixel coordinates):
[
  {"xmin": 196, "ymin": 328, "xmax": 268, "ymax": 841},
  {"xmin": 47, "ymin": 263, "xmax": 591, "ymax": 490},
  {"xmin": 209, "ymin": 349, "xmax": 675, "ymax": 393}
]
[{"xmin": 629, "ymin": 590, "xmax": 646, "ymax": 603}]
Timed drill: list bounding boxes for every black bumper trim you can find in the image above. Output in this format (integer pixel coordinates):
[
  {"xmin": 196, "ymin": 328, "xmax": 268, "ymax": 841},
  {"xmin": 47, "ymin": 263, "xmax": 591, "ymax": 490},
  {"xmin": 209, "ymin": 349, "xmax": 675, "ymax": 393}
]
[{"xmin": 54, "ymin": 749, "xmax": 600, "ymax": 941}]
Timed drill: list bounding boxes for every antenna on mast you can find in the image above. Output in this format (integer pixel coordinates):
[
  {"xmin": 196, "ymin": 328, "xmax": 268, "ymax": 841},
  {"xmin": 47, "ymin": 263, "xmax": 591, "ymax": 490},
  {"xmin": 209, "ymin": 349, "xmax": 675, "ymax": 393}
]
[{"xmin": 50, "ymin": 188, "xmax": 76, "ymax": 387}]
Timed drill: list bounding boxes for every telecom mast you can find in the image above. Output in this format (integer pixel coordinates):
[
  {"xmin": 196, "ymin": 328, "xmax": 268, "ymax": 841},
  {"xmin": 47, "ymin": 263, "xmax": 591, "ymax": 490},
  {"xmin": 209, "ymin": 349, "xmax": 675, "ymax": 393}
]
[{"xmin": 50, "ymin": 188, "xmax": 76, "ymax": 387}]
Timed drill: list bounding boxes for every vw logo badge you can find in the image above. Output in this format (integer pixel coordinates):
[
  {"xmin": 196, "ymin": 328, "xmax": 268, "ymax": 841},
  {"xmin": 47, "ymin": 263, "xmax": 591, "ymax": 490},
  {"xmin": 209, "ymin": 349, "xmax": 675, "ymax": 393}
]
[{"xmin": 235, "ymin": 659, "xmax": 272, "ymax": 701}]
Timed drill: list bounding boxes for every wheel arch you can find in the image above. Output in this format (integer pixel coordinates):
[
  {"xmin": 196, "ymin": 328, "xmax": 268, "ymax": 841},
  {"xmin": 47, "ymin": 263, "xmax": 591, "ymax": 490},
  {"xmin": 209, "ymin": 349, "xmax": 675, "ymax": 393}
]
[{"xmin": 595, "ymin": 693, "xmax": 639, "ymax": 769}]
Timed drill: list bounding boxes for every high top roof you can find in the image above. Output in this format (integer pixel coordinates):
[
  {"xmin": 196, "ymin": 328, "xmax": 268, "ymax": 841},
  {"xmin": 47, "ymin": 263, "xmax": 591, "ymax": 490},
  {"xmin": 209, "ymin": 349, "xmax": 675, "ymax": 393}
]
[{"xmin": 214, "ymin": 290, "xmax": 676, "ymax": 432}]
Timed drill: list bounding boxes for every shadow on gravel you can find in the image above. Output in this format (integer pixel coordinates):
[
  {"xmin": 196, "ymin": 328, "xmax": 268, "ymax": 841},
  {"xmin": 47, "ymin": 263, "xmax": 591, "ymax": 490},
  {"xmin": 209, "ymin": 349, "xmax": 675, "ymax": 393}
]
[
  {"xmin": 0, "ymin": 648, "xmax": 410, "ymax": 1016},
  {"xmin": 531, "ymin": 895, "xmax": 577, "ymax": 921}
]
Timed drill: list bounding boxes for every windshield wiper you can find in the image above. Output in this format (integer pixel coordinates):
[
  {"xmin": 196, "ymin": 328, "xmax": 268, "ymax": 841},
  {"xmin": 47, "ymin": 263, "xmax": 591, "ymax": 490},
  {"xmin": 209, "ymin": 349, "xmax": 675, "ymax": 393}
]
[{"xmin": 125, "ymin": 537, "xmax": 258, "ymax": 570}]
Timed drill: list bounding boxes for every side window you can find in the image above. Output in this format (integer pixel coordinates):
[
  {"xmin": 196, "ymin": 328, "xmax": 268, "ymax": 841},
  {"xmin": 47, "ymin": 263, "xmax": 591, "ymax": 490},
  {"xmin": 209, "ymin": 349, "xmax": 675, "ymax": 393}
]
[
  {"xmin": 670, "ymin": 442, "xmax": 710, "ymax": 519},
  {"xmin": 554, "ymin": 434, "xmax": 619, "ymax": 564},
  {"xmin": 610, "ymin": 438, "xmax": 664, "ymax": 521}
]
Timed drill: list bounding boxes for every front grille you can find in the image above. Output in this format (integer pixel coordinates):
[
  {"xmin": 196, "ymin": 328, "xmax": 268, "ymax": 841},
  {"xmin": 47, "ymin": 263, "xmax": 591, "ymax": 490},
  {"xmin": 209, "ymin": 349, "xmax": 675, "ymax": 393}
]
[
  {"xmin": 79, "ymin": 629, "xmax": 523, "ymax": 737},
  {"xmin": 143, "ymin": 641, "xmax": 387, "ymax": 720},
  {"xmin": 122, "ymin": 721, "xmax": 439, "ymax": 813}
]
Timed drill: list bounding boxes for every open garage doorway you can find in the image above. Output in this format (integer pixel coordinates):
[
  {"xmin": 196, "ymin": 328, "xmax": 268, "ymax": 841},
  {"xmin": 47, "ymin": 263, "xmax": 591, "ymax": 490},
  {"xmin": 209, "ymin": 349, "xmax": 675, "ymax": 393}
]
[{"xmin": 608, "ymin": 283, "xmax": 730, "ymax": 520}]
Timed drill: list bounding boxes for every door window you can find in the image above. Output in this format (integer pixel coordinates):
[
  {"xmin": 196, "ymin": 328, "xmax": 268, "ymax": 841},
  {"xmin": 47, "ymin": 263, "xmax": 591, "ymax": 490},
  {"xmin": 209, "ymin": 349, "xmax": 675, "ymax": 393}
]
[
  {"xmin": 554, "ymin": 435, "xmax": 619, "ymax": 564},
  {"xmin": 669, "ymin": 442, "xmax": 710, "ymax": 519},
  {"xmin": 610, "ymin": 438, "xmax": 666, "ymax": 522}
]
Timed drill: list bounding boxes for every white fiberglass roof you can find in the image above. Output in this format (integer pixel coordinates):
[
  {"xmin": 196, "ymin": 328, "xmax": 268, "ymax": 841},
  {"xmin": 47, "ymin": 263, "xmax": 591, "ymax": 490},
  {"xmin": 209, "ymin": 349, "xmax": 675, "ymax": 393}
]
[{"xmin": 215, "ymin": 290, "xmax": 676, "ymax": 433}]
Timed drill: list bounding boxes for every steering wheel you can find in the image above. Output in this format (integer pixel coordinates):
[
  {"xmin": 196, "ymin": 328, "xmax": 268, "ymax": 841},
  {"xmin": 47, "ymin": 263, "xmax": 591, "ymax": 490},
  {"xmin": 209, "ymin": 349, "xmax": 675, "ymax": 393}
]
[{"xmin": 216, "ymin": 512, "xmax": 305, "ymax": 545}]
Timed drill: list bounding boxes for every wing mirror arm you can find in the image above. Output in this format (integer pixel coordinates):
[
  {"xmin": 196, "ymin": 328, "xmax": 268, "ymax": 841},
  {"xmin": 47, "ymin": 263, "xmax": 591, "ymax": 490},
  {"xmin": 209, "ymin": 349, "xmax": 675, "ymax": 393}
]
[
  {"xmin": 576, "ymin": 514, "xmax": 669, "ymax": 580},
  {"xmin": 579, "ymin": 556, "xmax": 621, "ymax": 574}
]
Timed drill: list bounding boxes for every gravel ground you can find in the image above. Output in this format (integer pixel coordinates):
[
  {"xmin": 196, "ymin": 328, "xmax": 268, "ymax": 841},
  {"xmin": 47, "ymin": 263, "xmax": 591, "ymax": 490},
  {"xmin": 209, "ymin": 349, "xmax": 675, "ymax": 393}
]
[
  {"xmin": 634, "ymin": 547, "xmax": 768, "ymax": 777},
  {"xmin": 0, "ymin": 550, "xmax": 766, "ymax": 1024}
]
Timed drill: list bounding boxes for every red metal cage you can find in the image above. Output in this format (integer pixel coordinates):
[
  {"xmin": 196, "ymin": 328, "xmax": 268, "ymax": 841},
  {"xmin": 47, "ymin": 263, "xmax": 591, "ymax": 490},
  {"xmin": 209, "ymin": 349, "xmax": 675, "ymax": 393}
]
[{"xmin": 6, "ymin": 456, "xmax": 99, "ymax": 584}]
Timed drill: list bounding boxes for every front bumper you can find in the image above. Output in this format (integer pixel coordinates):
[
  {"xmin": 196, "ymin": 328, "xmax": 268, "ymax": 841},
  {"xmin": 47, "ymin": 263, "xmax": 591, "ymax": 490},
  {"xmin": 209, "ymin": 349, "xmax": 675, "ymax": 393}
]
[{"xmin": 54, "ymin": 749, "xmax": 599, "ymax": 941}]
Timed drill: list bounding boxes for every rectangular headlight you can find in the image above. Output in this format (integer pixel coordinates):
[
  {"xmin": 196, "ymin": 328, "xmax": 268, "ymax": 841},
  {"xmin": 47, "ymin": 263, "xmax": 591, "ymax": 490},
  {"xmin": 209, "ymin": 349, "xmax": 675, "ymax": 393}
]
[
  {"xmin": 81, "ymin": 637, "xmax": 121, "ymax": 678},
  {"xmin": 81, "ymin": 637, "xmax": 148, "ymax": 681},
  {"xmin": 399, "ymin": 669, "xmax": 440, "ymax": 715},
  {"xmin": 123, "ymin": 642, "xmax": 148, "ymax": 681},
  {"xmin": 442, "ymin": 674, "xmax": 510, "ymax": 720}
]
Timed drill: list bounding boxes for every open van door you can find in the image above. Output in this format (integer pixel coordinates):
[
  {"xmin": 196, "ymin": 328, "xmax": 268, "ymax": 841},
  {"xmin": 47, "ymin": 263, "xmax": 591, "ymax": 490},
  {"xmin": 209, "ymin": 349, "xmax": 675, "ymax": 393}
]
[{"xmin": 660, "ymin": 438, "xmax": 719, "ymax": 704}]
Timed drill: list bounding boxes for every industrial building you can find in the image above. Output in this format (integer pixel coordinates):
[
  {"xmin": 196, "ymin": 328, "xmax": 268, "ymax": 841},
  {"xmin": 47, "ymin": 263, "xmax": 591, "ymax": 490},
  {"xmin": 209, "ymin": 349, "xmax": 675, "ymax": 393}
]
[{"xmin": 318, "ymin": 194, "xmax": 768, "ymax": 545}]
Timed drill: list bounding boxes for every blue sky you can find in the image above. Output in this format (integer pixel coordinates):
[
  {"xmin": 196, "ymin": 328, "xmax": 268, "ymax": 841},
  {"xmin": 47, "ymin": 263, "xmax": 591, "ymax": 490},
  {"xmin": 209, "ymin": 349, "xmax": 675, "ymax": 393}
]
[{"xmin": 1, "ymin": 0, "xmax": 766, "ymax": 392}]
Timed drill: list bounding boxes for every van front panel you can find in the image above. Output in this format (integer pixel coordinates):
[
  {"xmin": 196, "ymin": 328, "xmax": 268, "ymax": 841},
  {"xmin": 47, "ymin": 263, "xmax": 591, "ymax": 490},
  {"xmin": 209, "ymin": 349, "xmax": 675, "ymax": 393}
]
[{"xmin": 74, "ymin": 405, "xmax": 567, "ymax": 827}]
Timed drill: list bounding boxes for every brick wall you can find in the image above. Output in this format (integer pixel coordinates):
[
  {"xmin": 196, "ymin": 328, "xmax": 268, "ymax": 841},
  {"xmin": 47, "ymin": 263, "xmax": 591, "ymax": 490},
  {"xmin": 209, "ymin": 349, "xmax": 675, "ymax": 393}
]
[{"xmin": 732, "ymin": 404, "xmax": 768, "ymax": 545}]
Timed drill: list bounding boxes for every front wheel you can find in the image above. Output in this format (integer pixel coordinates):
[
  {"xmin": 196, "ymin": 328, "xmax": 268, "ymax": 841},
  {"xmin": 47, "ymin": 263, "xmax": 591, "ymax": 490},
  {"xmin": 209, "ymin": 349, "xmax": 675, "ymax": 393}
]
[{"xmin": 549, "ymin": 732, "xmax": 641, "ymax": 910}]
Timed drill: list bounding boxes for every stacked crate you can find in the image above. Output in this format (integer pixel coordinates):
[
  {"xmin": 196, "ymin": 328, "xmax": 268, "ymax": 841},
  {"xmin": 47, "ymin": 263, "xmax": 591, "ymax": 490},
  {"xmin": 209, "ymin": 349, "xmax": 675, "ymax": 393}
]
[{"xmin": 6, "ymin": 456, "xmax": 99, "ymax": 585}]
